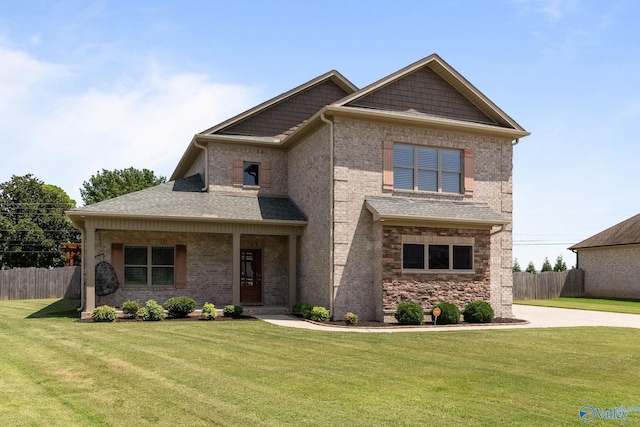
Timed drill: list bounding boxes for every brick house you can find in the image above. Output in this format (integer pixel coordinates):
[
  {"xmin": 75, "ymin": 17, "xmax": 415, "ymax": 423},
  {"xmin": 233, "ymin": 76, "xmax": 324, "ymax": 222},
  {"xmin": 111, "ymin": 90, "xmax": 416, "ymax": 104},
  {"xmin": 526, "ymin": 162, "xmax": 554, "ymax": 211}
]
[
  {"xmin": 569, "ymin": 213, "xmax": 640, "ymax": 299},
  {"xmin": 67, "ymin": 54, "xmax": 530, "ymax": 320}
]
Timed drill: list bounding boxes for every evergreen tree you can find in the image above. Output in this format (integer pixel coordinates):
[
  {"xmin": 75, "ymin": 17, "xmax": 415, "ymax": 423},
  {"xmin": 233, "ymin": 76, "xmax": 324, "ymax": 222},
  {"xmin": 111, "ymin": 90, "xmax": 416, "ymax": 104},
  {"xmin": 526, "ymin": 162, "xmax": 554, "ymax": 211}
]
[
  {"xmin": 553, "ymin": 255, "xmax": 568, "ymax": 272},
  {"xmin": 525, "ymin": 262, "xmax": 537, "ymax": 274},
  {"xmin": 512, "ymin": 258, "xmax": 522, "ymax": 272},
  {"xmin": 541, "ymin": 257, "xmax": 553, "ymax": 272}
]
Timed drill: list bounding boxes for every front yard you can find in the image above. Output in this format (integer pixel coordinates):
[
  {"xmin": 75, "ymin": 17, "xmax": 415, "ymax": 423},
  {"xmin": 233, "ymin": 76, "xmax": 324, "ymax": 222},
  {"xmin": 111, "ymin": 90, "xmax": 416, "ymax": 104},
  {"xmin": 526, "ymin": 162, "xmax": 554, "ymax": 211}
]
[
  {"xmin": 2, "ymin": 299, "xmax": 640, "ymax": 426},
  {"xmin": 515, "ymin": 297, "xmax": 640, "ymax": 315}
]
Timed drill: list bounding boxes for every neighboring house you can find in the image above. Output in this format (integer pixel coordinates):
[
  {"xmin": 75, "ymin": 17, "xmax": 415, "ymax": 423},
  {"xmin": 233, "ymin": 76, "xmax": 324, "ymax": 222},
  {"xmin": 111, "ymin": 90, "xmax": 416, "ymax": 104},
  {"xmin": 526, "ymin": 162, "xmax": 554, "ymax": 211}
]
[
  {"xmin": 569, "ymin": 213, "xmax": 640, "ymax": 298},
  {"xmin": 67, "ymin": 54, "xmax": 530, "ymax": 320}
]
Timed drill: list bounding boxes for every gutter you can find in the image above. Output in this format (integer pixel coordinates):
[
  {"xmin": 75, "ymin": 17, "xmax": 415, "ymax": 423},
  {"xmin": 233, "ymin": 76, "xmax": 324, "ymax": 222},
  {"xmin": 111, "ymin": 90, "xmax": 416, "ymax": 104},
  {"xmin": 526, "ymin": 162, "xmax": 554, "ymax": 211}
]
[
  {"xmin": 320, "ymin": 112, "xmax": 335, "ymax": 317},
  {"xmin": 193, "ymin": 137, "xmax": 208, "ymax": 192},
  {"xmin": 490, "ymin": 224, "xmax": 506, "ymax": 236}
]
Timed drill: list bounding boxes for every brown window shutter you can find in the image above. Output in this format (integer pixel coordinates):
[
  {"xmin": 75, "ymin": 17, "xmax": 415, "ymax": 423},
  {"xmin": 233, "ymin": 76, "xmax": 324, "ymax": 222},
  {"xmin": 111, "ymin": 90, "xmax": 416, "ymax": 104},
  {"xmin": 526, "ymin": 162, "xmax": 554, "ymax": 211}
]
[
  {"xmin": 260, "ymin": 162, "xmax": 271, "ymax": 188},
  {"xmin": 175, "ymin": 245, "xmax": 187, "ymax": 289},
  {"xmin": 382, "ymin": 140, "xmax": 394, "ymax": 190},
  {"xmin": 464, "ymin": 149, "xmax": 475, "ymax": 196},
  {"xmin": 233, "ymin": 160, "xmax": 244, "ymax": 187},
  {"xmin": 111, "ymin": 243, "xmax": 123, "ymax": 285}
]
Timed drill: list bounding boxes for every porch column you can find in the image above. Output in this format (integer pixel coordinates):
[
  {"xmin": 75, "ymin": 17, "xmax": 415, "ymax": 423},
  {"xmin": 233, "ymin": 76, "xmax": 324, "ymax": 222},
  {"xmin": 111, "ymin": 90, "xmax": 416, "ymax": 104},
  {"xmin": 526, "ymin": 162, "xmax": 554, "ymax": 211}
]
[
  {"xmin": 288, "ymin": 233, "xmax": 297, "ymax": 309},
  {"xmin": 232, "ymin": 232, "xmax": 240, "ymax": 305},
  {"xmin": 85, "ymin": 225, "xmax": 96, "ymax": 312}
]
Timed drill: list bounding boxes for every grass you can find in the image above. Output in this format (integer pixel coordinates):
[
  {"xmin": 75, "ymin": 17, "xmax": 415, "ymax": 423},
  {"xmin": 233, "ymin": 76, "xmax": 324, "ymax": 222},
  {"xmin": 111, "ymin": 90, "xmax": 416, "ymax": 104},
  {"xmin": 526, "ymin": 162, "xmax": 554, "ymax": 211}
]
[
  {"xmin": 515, "ymin": 297, "xmax": 640, "ymax": 315},
  {"xmin": 2, "ymin": 299, "xmax": 640, "ymax": 426}
]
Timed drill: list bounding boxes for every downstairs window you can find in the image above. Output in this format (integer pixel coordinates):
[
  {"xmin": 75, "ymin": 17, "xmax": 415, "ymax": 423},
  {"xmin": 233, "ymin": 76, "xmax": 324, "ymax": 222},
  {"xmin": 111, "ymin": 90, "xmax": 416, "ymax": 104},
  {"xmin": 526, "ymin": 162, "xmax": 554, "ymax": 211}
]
[
  {"xmin": 402, "ymin": 243, "xmax": 473, "ymax": 271},
  {"xmin": 124, "ymin": 246, "xmax": 175, "ymax": 286}
]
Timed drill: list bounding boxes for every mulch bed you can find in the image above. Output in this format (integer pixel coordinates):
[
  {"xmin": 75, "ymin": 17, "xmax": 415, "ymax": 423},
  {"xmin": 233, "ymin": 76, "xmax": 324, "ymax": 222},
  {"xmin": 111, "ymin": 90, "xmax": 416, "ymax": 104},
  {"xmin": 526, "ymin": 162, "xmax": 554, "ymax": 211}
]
[{"xmin": 313, "ymin": 317, "xmax": 529, "ymax": 328}]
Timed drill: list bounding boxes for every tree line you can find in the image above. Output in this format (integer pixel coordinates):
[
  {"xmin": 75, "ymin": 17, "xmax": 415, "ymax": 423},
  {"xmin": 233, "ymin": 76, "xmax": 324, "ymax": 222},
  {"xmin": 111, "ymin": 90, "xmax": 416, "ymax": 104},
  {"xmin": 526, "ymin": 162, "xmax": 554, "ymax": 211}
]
[
  {"xmin": 0, "ymin": 168, "xmax": 165, "ymax": 269},
  {"xmin": 512, "ymin": 255, "xmax": 569, "ymax": 274}
]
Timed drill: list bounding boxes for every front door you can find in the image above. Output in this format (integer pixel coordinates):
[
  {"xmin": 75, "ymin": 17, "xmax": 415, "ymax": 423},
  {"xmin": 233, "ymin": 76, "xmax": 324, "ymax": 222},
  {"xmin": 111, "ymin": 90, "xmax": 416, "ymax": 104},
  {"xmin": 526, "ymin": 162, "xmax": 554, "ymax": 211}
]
[{"xmin": 240, "ymin": 249, "xmax": 262, "ymax": 304}]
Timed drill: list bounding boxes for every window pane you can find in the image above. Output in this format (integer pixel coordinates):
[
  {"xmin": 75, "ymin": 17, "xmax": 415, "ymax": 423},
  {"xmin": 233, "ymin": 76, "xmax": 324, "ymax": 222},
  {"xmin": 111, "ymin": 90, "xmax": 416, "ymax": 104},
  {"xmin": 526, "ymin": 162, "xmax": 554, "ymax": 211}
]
[
  {"xmin": 394, "ymin": 167, "xmax": 414, "ymax": 190},
  {"xmin": 152, "ymin": 267, "xmax": 174, "ymax": 285},
  {"xmin": 152, "ymin": 247, "xmax": 174, "ymax": 265},
  {"xmin": 428, "ymin": 245, "xmax": 449, "ymax": 269},
  {"xmin": 441, "ymin": 150, "xmax": 461, "ymax": 171},
  {"xmin": 124, "ymin": 246, "xmax": 147, "ymax": 265},
  {"xmin": 125, "ymin": 267, "xmax": 147, "ymax": 285},
  {"xmin": 442, "ymin": 172, "xmax": 461, "ymax": 193},
  {"xmin": 417, "ymin": 170, "xmax": 438, "ymax": 192},
  {"xmin": 402, "ymin": 244, "xmax": 424, "ymax": 269},
  {"xmin": 453, "ymin": 246, "xmax": 473, "ymax": 270},
  {"xmin": 417, "ymin": 147, "xmax": 437, "ymax": 169},
  {"xmin": 393, "ymin": 144, "xmax": 414, "ymax": 167},
  {"xmin": 243, "ymin": 162, "xmax": 259, "ymax": 185}
]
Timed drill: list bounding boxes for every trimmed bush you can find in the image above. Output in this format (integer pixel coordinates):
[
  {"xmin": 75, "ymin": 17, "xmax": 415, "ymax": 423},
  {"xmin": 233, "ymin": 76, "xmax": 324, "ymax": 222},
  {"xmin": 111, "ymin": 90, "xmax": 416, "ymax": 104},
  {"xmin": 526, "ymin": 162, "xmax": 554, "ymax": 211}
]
[
  {"xmin": 292, "ymin": 302, "xmax": 313, "ymax": 319},
  {"xmin": 223, "ymin": 305, "xmax": 244, "ymax": 318},
  {"xmin": 138, "ymin": 300, "xmax": 165, "ymax": 321},
  {"xmin": 463, "ymin": 300, "xmax": 494, "ymax": 323},
  {"xmin": 202, "ymin": 302, "xmax": 217, "ymax": 320},
  {"xmin": 432, "ymin": 302, "xmax": 461, "ymax": 325},
  {"xmin": 163, "ymin": 296, "xmax": 196, "ymax": 318},
  {"xmin": 92, "ymin": 305, "xmax": 117, "ymax": 322},
  {"xmin": 310, "ymin": 306, "xmax": 330, "ymax": 322},
  {"xmin": 344, "ymin": 312, "xmax": 359, "ymax": 326},
  {"xmin": 394, "ymin": 301, "xmax": 424, "ymax": 325},
  {"xmin": 121, "ymin": 300, "xmax": 139, "ymax": 319}
]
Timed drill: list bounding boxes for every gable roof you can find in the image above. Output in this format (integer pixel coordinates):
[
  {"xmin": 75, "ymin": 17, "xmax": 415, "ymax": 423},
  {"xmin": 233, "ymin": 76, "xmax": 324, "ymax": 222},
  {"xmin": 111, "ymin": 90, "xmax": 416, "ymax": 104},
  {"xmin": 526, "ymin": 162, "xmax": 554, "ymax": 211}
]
[
  {"xmin": 67, "ymin": 175, "xmax": 307, "ymax": 226},
  {"xmin": 334, "ymin": 53, "xmax": 527, "ymax": 131},
  {"xmin": 569, "ymin": 213, "xmax": 640, "ymax": 250}
]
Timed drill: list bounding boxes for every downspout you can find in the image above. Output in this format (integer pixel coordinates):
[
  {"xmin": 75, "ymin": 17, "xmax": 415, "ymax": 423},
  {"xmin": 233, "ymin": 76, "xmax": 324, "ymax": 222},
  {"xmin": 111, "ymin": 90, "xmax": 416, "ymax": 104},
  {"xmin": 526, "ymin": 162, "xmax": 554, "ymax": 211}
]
[
  {"xmin": 512, "ymin": 138, "xmax": 520, "ymax": 146},
  {"xmin": 490, "ymin": 224, "xmax": 506, "ymax": 236},
  {"xmin": 320, "ymin": 111, "xmax": 334, "ymax": 317},
  {"xmin": 77, "ymin": 228, "xmax": 85, "ymax": 312},
  {"xmin": 193, "ymin": 137, "xmax": 208, "ymax": 192}
]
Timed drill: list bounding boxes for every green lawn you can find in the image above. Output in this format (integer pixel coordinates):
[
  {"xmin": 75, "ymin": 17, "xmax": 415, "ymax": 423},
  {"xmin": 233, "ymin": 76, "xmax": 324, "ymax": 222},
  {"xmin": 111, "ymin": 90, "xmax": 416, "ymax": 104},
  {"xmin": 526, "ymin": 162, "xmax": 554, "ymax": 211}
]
[
  {"xmin": 2, "ymin": 299, "xmax": 640, "ymax": 426},
  {"xmin": 515, "ymin": 297, "xmax": 640, "ymax": 315}
]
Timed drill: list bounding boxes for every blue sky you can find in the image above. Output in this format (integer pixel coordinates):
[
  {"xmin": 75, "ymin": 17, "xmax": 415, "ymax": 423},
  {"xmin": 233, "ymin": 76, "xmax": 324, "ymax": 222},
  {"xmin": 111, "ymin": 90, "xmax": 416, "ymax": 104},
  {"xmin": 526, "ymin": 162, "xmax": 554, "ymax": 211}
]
[{"xmin": 1, "ymin": 0, "xmax": 639, "ymax": 269}]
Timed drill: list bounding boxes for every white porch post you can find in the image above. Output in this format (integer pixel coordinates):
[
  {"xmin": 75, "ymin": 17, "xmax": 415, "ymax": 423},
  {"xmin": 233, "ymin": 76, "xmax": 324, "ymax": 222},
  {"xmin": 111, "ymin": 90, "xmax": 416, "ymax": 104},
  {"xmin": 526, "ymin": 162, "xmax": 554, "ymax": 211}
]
[
  {"xmin": 288, "ymin": 233, "xmax": 297, "ymax": 309},
  {"xmin": 232, "ymin": 232, "xmax": 240, "ymax": 305},
  {"xmin": 85, "ymin": 225, "xmax": 96, "ymax": 312}
]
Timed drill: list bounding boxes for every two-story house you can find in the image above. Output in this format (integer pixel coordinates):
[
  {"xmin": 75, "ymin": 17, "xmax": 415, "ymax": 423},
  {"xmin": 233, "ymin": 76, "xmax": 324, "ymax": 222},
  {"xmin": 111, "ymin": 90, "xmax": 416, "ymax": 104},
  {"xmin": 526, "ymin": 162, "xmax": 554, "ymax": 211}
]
[{"xmin": 68, "ymin": 54, "xmax": 530, "ymax": 321}]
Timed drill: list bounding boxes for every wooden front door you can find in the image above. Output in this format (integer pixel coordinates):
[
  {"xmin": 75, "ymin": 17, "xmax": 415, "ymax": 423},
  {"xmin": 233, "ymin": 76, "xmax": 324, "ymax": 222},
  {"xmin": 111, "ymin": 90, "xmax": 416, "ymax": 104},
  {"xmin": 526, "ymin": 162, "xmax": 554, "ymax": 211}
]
[{"xmin": 240, "ymin": 249, "xmax": 262, "ymax": 304}]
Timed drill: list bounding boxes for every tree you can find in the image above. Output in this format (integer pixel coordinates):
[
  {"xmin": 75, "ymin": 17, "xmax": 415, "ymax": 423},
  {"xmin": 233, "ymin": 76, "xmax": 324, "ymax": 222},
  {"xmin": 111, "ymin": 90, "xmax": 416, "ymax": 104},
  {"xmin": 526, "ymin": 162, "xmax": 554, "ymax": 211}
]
[
  {"xmin": 0, "ymin": 174, "xmax": 79, "ymax": 268},
  {"xmin": 525, "ymin": 262, "xmax": 537, "ymax": 274},
  {"xmin": 541, "ymin": 257, "xmax": 553, "ymax": 272},
  {"xmin": 80, "ymin": 167, "xmax": 166, "ymax": 205},
  {"xmin": 553, "ymin": 255, "xmax": 568, "ymax": 272},
  {"xmin": 512, "ymin": 258, "xmax": 522, "ymax": 273}
]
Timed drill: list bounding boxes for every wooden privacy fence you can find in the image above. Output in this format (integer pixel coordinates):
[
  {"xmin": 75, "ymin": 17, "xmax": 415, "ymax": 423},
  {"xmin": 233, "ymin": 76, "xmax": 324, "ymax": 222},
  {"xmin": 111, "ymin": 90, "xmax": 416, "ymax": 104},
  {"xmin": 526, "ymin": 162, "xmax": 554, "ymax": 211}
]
[
  {"xmin": 513, "ymin": 269, "xmax": 584, "ymax": 300},
  {"xmin": 0, "ymin": 267, "xmax": 81, "ymax": 300}
]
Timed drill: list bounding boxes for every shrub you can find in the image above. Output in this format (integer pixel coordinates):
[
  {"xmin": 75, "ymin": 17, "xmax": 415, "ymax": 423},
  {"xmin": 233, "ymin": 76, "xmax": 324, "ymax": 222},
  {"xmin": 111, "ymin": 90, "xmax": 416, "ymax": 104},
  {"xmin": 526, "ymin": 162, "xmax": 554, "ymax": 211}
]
[
  {"xmin": 138, "ymin": 300, "xmax": 165, "ymax": 321},
  {"xmin": 223, "ymin": 305, "xmax": 244, "ymax": 318},
  {"xmin": 121, "ymin": 300, "xmax": 139, "ymax": 319},
  {"xmin": 394, "ymin": 301, "xmax": 424, "ymax": 325},
  {"xmin": 463, "ymin": 300, "xmax": 494, "ymax": 323},
  {"xmin": 344, "ymin": 312, "xmax": 359, "ymax": 326},
  {"xmin": 163, "ymin": 296, "xmax": 196, "ymax": 318},
  {"xmin": 292, "ymin": 302, "xmax": 313, "ymax": 319},
  {"xmin": 92, "ymin": 305, "xmax": 117, "ymax": 322},
  {"xmin": 202, "ymin": 302, "xmax": 217, "ymax": 320},
  {"xmin": 310, "ymin": 306, "xmax": 330, "ymax": 322},
  {"xmin": 432, "ymin": 302, "xmax": 461, "ymax": 325}
]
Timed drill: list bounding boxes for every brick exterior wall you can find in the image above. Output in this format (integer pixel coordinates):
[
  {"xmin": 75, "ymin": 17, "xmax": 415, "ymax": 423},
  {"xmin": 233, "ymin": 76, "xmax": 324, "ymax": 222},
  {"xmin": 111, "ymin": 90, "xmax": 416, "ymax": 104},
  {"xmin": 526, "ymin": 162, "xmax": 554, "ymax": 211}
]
[
  {"xmin": 381, "ymin": 225, "xmax": 491, "ymax": 311},
  {"xmin": 94, "ymin": 230, "xmax": 288, "ymax": 308},
  {"xmin": 330, "ymin": 117, "xmax": 514, "ymax": 320},
  {"xmin": 579, "ymin": 244, "xmax": 640, "ymax": 298}
]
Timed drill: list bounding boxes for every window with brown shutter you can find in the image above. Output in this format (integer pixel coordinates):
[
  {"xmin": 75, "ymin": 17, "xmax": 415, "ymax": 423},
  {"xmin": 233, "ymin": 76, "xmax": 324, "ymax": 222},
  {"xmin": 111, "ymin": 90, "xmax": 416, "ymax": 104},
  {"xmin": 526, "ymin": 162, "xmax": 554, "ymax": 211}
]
[
  {"xmin": 175, "ymin": 245, "xmax": 187, "ymax": 289},
  {"xmin": 233, "ymin": 160, "xmax": 244, "ymax": 187},
  {"xmin": 382, "ymin": 140, "xmax": 394, "ymax": 190},
  {"xmin": 111, "ymin": 243, "xmax": 123, "ymax": 284},
  {"xmin": 464, "ymin": 149, "xmax": 474, "ymax": 196}
]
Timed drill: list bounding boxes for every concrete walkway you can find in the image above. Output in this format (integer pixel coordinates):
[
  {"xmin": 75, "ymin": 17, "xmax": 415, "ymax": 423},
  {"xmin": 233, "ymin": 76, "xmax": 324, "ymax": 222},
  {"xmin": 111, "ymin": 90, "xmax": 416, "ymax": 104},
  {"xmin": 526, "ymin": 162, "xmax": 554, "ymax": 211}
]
[{"xmin": 255, "ymin": 305, "xmax": 640, "ymax": 333}]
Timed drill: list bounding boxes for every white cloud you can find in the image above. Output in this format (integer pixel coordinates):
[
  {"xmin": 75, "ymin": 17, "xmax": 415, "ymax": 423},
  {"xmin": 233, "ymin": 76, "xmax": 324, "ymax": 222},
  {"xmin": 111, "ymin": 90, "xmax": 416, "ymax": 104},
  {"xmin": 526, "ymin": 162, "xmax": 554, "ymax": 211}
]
[
  {"xmin": 0, "ymin": 44, "xmax": 261, "ymax": 205},
  {"xmin": 514, "ymin": 0, "xmax": 579, "ymax": 21}
]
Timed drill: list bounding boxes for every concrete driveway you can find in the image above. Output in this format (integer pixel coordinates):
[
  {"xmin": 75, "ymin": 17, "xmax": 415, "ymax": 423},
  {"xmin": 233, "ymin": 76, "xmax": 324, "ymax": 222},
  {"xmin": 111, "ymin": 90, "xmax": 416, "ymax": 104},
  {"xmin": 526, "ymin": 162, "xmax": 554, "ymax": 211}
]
[{"xmin": 256, "ymin": 305, "xmax": 640, "ymax": 332}]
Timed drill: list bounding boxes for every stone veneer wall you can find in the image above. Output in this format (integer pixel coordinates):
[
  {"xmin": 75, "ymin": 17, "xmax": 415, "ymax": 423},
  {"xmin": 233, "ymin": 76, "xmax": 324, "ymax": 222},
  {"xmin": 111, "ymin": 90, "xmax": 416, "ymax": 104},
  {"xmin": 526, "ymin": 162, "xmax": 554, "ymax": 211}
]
[
  {"xmin": 94, "ymin": 230, "xmax": 288, "ymax": 308},
  {"xmin": 579, "ymin": 244, "xmax": 640, "ymax": 299},
  {"xmin": 381, "ymin": 225, "xmax": 491, "ymax": 311}
]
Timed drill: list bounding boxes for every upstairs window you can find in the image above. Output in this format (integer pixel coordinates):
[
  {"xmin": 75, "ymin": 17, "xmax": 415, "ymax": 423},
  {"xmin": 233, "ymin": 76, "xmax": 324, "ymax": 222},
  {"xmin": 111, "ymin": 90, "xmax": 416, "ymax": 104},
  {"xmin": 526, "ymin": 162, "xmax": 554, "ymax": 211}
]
[
  {"xmin": 243, "ymin": 162, "xmax": 260, "ymax": 186},
  {"xmin": 393, "ymin": 144, "xmax": 462, "ymax": 193}
]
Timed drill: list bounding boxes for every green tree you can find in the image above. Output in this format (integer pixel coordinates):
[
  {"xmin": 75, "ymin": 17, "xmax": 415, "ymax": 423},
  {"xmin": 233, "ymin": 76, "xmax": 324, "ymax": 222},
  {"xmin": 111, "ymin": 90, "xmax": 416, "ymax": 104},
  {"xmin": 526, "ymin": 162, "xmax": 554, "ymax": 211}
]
[
  {"xmin": 80, "ymin": 167, "xmax": 166, "ymax": 205},
  {"xmin": 0, "ymin": 175, "xmax": 79, "ymax": 268},
  {"xmin": 541, "ymin": 257, "xmax": 553, "ymax": 272},
  {"xmin": 553, "ymin": 255, "xmax": 568, "ymax": 272},
  {"xmin": 525, "ymin": 262, "xmax": 537, "ymax": 274},
  {"xmin": 512, "ymin": 258, "xmax": 522, "ymax": 272}
]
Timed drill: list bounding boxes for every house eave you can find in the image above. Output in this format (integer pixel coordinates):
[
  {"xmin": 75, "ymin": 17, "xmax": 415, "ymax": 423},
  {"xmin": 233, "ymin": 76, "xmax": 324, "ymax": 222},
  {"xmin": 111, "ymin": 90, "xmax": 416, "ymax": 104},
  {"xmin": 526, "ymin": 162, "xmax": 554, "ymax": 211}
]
[{"xmin": 363, "ymin": 203, "xmax": 508, "ymax": 228}]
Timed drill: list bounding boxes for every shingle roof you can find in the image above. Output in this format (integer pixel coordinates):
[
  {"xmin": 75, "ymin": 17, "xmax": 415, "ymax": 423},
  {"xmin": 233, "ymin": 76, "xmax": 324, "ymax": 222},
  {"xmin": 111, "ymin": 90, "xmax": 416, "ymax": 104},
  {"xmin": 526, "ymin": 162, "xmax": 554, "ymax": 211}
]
[
  {"xmin": 67, "ymin": 175, "xmax": 307, "ymax": 224},
  {"xmin": 364, "ymin": 196, "xmax": 506, "ymax": 225},
  {"xmin": 569, "ymin": 213, "xmax": 640, "ymax": 250}
]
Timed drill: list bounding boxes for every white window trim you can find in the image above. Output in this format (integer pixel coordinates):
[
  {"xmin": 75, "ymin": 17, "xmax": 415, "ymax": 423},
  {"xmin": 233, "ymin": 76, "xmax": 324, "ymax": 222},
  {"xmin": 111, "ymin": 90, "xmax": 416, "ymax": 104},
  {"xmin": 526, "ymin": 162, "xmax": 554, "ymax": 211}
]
[
  {"xmin": 124, "ymin": 245, "xmax": 175, "ymax": 287},
  {"xmin": 393, "ymin": 144, "xmax": 462, "ymax": 194}
]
